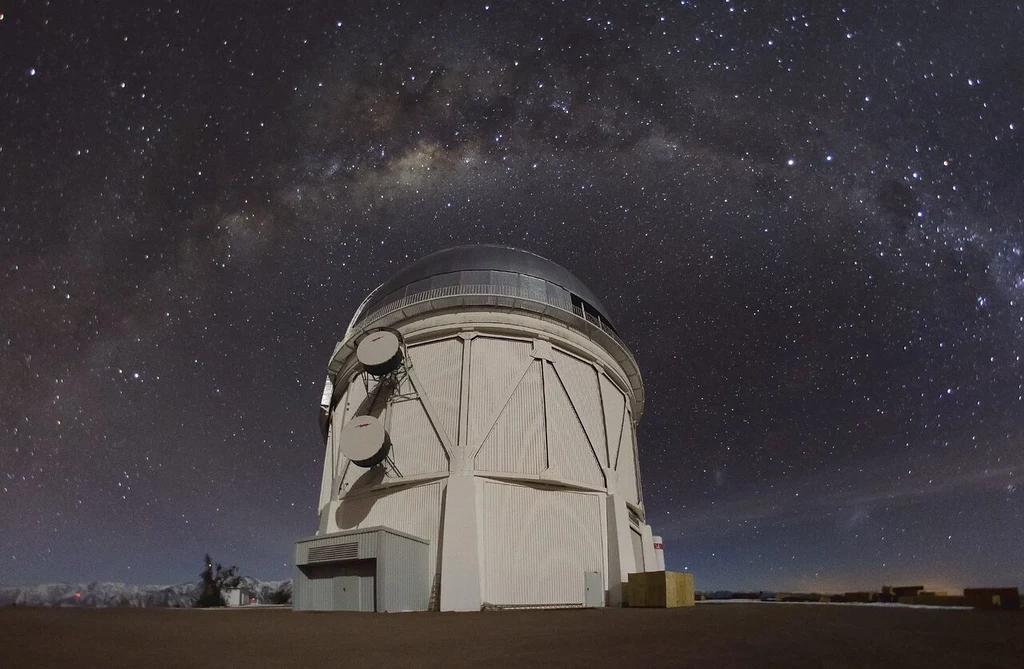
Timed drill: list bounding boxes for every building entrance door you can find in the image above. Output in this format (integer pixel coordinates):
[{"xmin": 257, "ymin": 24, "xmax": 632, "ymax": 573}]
[
  {"xmin": 334, "ymin": 574, "xmax": 362, "ymax": 610},
  {"xmin": 330, "ymin": 559, "xmax": 375, "ymax": 611},
  {"xmin": 584, "ymin": 571, "xmax": 603, "ymax": 607}
]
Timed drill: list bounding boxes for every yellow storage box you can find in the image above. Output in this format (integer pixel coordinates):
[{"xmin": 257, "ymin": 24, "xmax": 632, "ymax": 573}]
[{"xmin": 625, "ymin": 571, "xmax": 695, "ymax": 608}]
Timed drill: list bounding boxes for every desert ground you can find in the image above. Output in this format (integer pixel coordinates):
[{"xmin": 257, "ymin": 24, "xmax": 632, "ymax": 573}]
[{"xmin": 1, "ymin": 603, "xmax": 1021, "ymax": 668}]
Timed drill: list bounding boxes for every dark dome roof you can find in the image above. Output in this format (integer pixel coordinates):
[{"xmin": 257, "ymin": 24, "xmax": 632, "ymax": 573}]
[{"xmin": 358, "ymin": 244, "xmax": 612, "ymax": 323}]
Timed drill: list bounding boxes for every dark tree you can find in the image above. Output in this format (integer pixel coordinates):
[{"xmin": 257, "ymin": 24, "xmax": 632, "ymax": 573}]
[
  {"xmin": 193, "ymin": 553, "xmax": 242, "ymax": 608},
  {"xmin": 269, "ymin": 584, "xmax": 292, "ymax": 605}
]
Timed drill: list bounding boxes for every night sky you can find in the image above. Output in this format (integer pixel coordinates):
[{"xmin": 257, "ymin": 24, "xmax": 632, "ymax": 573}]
[{"xmin": 2, "ymin": 1, "xmax": 1022, "ymax": 592}]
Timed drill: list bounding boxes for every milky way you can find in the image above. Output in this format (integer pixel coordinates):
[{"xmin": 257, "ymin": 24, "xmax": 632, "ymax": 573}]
[{"xmin": 1, "ymin": 1, "xmax": 1022, "ymax": 590}]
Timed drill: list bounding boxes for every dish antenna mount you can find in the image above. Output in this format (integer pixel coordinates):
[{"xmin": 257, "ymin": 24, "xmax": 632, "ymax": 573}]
[{"xmin": 337, "ymin": 327, "xmax": 416, "ymax": 479}]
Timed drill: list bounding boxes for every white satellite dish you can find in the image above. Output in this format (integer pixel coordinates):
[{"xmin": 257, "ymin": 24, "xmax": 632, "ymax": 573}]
[
  {"xmin": 338, "ymin": 415, "xmax": 392, "ymax": 468},
  {"xmin": 356, "ymin": 329, "xmax": 404, "ymax": 376}
]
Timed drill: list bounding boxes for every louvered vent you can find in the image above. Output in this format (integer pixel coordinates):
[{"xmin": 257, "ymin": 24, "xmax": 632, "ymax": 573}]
[{"xmin": 308, "ymin": 542, "xmax": 358, "ymax": 562}]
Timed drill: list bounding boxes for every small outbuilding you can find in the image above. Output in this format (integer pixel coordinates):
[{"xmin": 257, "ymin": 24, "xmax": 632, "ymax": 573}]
[
  {"xmin": 293, "ymin": 526, "xmax": 429, "ymax": 612},
  {"xmin": 223, "ymin": 587, "xmax": 252, "ymax": 607},
  {"xmin": 963, "ymin": 587, "xmax": 1020, "ymax": 610}
]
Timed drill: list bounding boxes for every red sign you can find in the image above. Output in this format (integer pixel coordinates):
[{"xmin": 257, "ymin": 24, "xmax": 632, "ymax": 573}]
[{"xmin": 653, "ymin": 543, "xmax": 663, "ymax": 550}]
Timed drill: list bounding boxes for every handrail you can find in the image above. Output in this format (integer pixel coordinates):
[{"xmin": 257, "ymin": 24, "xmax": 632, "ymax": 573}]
[{"xmin": 350, "ymin": 283, "xmax": 635, "ymax": 361}]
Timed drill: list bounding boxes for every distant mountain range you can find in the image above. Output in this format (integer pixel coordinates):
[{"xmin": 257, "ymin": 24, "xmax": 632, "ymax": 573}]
[{"xmin": 0, "ymin": 577, "xmax": 291, "ymax": 608}]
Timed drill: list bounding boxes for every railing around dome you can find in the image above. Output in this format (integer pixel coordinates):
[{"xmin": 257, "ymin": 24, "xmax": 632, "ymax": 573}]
[
  {"xmin": 351, "ymin": 283, "xmax": 627, "ymax": 352},
  {"xmin": 344, "ymin": 282, "xmax": 644, "ymax": 411}
]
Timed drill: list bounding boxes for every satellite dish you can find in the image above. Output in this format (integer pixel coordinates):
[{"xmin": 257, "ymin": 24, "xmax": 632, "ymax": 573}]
[
  {"xmin": 338, "ymin": 415, "xmax": 392, "ymax": 468},
  {"xmin": 356, "ymin": 329, "xmax": 404, "ymax": 376}
]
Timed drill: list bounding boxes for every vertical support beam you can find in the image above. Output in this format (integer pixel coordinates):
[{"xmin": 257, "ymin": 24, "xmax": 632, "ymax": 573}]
[
  {"xmin": 456, "ymin": 332, "xmax": 475, "ymax": 474},
  {"xmin": 440, "ymin": 474, "xmax": 482, "ymax": 611},
  {"xmin": 641, "ymin": 523, "xmax": 657, "ymax": 573},
  {"xmin": 628, "ymin": 411, "xmax": 644, "ymax": 509},
  {"xmin": 540, "ymin": 360, "xmax": 552, "ymax": 471},
  {"xmin": 606, "ymin": 492, "xmax": 635, "ymax": 606},
  {"xmin": 594, "ymin": 366, "xmax": 611, "ymax": 468}
]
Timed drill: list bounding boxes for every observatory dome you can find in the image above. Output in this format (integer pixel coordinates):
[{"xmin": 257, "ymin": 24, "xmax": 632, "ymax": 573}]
[
  {"xmin": 297, "ymin": 244, "xmax": 658, "ymax": 614},
  {"xmin": 350, "ymin": 244, "xmax": 615, "ymax": 331}
]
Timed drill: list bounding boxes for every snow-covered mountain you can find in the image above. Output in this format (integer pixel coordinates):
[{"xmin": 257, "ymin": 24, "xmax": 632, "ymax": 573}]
[{"xmin": 0, "ymin": 577, "xmax": 291, "ymax": 608}]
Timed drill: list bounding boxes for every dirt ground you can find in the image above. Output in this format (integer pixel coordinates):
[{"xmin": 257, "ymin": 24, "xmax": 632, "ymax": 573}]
[{"xmin": 1, "ymin": 603, "xmax": 1021, "ymax": 668}]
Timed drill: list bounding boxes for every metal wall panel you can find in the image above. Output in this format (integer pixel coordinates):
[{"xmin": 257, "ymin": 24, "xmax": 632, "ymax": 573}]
[
  {"xmin": 385, "ymin": 394, "xmax": 449, "ymax": 476},
  {"xmin": 408, "ymin": 338, "xmax": 463, "ymax": 444},
  {"xmin": 327, "ymin": 561, "xmax": 375, "ymax": 611},
  {"xmin": 337, "ymin": 459, "xmax": 369, "ymax": 494},
  {"xmin": 480, "ymin": 481, "xmax": 604, "ymax": 606},
  {"xmin": 552, "ymin": 349, "xmax": 607, "ymax": 467},
  {"xmin": 616, "ymin": 416, "xmax": 641, "ymax": 506},
  {"xmin": 544, "ymin": 364, "xmax": 605, "ymax": 488},
  {"xmin": 362, "ymin": 572, "xmax": 376, "ymax": 610},
  {"xmin": 475, "ymin": 361, "xmax": 546, "ymax": 474},
  {"xmin": 599, "ymin": 374, "xmax": 626, "ymax": 470},
  {"xmin": 293, "ymin": 564, "xmax": 333, "ymax": 611},
  {"xmin": 468, "ymin": 337, "xmax": 533, "ymax": 445},
  {"xmin": 343, "ymin": 376, "xmax": 368, "ymax": 422},
  {"xmin": 378, "ymin": 531, "xmax": 430, "ymax": 611},
  {"xmin": 335, "ymin": 482, "xmax": 443, "ymax": 591}
]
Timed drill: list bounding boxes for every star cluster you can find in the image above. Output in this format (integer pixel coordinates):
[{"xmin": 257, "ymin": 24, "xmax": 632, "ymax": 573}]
[{"xmin": 1, "ymin": 1, "xmax": 1021, "ymax": 590}]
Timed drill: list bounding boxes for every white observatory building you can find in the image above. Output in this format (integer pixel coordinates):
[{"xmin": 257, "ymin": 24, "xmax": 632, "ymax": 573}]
[{"xmin": 293, "ymin": 245, "xmax": 660, "ymax": 611}]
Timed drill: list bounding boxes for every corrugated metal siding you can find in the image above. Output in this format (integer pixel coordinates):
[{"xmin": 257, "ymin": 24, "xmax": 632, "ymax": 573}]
[
  {"xmin": 552, "ymin": 350, "xmax": 607, "ymax": 467},
  {"xmin": 378, "ymin": 531, "xmax": 430, "ymax": 611},
  {"xmin": 343, "ymin": 377, "xmax": 368, "ymax": 422},
  {"xmin": 544, "ymin": 364, "xmax": 605, "ymax": 488},
  {"xmin": 337, "ymin": 459, "xmax": 367, "ymax": 494},
  {"xmin": 358, "ymin": 565, "xmax": 376, "ymax": 612},
  {"xmin": 298, "ymin": 561, "xmax": 375, "ymax": 612},
  {"xmin": 356, "ymin": 565, "xmax": 380, "ymax": 610},
  {"xmin": 468, "ymin": 337, "xmax": 533, "ymax": 444},
  {"xmin": 336, "ymin": 482, "xmax": 443, "ymax": 589},
  {"xmin": 475, "ymin": 361, "xmax": 546, "ymax": 474},
  {"xmin": 480, "ymin": 481, "xmax": 604, "ymax": 606},
  {"xmin": 296, "ymin": 529, "xmax": 380, "ymax": 563},
  {"xmin": 385, "ymin": 395, "xmax": 449, "ymax": 476},
  {"xmin": 616, "ymin": 416, "xmax": 641, "ymax": 506},
  {"xmin": 408, "ymin": 338, "xmax": 463, "ymax": 445},
  {"xmin": 600, "ymin": 374, "xmax": 626, "ymax": 469},
  {"xmin": 293, "ymin": 565, "xmax": 333, "ymax": 611}
]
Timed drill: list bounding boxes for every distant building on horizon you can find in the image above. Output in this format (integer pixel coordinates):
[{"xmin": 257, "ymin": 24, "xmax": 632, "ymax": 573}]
[{"xmin": 222, "ymin": 587, "xmax": 251, "ymax": 607}]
